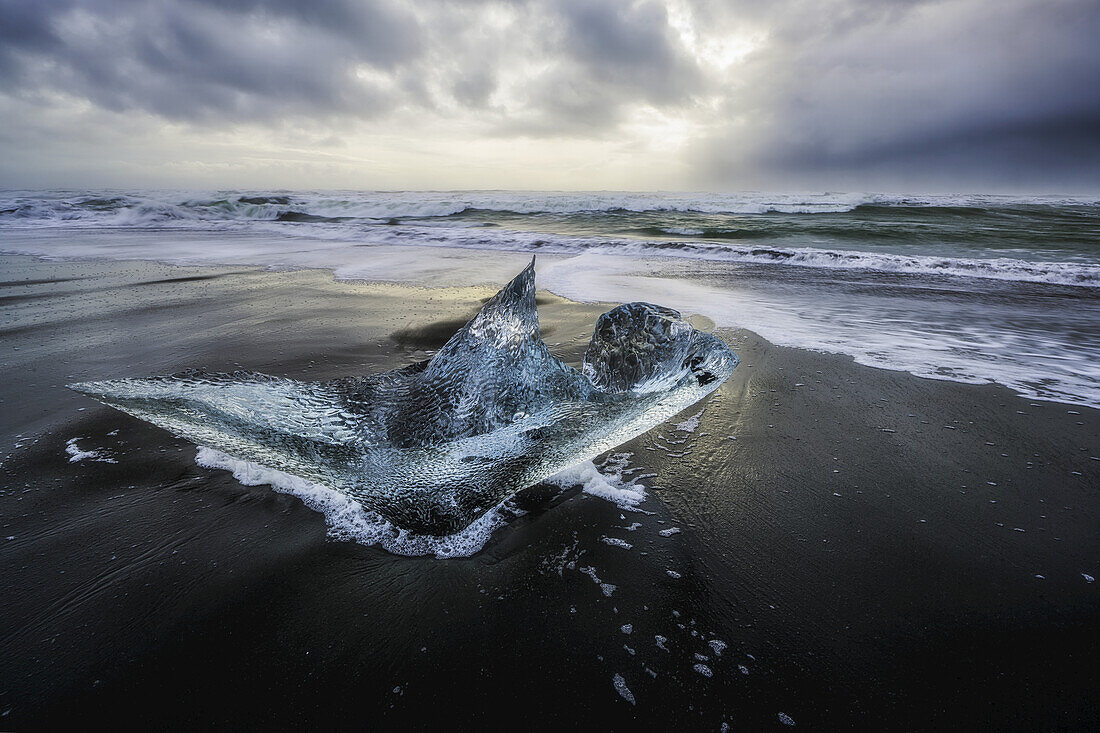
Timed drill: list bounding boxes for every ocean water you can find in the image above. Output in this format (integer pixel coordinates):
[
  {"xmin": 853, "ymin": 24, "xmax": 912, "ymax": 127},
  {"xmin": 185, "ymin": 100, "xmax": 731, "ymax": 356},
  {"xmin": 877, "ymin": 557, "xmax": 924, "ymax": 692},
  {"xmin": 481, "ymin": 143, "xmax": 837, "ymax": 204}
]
[{"xmin": 2, "ymin": 189, "xmax": 1099, "ymax": 407}]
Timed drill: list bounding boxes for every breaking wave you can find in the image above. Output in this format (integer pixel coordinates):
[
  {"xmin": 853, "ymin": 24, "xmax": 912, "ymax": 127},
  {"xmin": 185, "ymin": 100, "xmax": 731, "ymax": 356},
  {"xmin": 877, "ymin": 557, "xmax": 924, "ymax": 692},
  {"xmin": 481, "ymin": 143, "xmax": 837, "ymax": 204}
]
[
  {"xmin": 3, "ymin": 189, "xmax": 1098, "ymax": 223},
  {"xmin": 385, "ymin": 227, "xmax": 1099, "ymax": 287},
  {"xmin": 3, "ymin": 189, "xmax": 1097, "ymax": 288}
]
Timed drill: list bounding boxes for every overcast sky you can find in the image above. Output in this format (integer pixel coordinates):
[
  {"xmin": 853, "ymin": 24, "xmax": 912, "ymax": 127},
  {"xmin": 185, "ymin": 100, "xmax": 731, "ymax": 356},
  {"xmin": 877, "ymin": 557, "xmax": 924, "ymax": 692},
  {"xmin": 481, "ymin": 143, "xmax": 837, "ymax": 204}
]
[{"xmin": 1, "ymin": 0, "xmax": 1097, "ymax": 192}]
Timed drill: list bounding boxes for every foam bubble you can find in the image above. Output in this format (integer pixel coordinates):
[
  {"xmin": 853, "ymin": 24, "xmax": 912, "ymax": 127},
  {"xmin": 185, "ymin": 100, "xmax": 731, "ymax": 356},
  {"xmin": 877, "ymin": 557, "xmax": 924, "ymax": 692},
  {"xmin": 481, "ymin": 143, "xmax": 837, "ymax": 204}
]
[
  {"xmin": 545, "ymin": 453, "xmax": 647, "ymax": 509},
  {"xmin": 65, "ymin": 437, "xmax": 116, "ymax": 464},
  {"xmin": 578, "ymin": 565, "xmax": 617, "ymax": 596},
  {"xmin": 612, "ymin": 673, "xmax": 635, "ymax": 705}
]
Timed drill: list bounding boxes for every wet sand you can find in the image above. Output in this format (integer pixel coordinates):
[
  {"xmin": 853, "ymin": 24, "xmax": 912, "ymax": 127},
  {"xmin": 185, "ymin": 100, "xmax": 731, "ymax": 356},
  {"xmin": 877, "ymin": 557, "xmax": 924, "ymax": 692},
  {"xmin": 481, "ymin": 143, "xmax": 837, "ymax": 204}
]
[{"xmin": 1, "ymin": 255, "xmax": 1097, "ymax": 730}]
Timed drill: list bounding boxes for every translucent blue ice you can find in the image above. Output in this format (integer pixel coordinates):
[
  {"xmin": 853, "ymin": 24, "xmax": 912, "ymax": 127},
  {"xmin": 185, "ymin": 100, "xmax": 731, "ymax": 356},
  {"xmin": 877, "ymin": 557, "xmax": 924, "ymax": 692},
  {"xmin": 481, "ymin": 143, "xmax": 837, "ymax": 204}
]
[{"xmin": 70, "ymin": 260, "xmax": 738, "ymax": 534}]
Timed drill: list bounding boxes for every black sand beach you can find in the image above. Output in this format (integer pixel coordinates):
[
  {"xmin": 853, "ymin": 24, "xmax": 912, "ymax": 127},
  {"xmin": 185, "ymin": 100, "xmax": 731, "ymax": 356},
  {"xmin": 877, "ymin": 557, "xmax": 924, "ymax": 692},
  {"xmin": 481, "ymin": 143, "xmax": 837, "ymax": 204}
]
[{"xmin": 1, "ymin": 255, "xmax": 1097, "ymax": 731}]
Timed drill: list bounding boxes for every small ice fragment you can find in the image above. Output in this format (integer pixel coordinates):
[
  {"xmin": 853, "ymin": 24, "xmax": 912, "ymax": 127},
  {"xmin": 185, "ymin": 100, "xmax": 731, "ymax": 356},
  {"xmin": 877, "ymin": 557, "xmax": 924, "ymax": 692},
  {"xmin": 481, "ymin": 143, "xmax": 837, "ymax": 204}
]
[
  {"xmin": 778, "ymin": 712, "xmax": 796, "ymax": 726},
  {"xmin": 612, "ymin": 674, "xmax": 635, "ymax": 705},
  {"xmin": 694, "ymin": 653, "xmax": 709, "ymax": 662},
  {"xmin": 667, "ymin": 570, "xmax": 682, "ymax": 579},
  {"xmin": 658, "ymin": 527, "xmax": 681, "ymax": 537},
  {"xmin": 655, "ymin": 635, "xmax": 669, "ymax": 651},
  {"xmin": 1035, "ymin": 574, "xmax": 1045, "ymax": 579},
  {"xmin": 693, "ymin": 663, "xmax": 713, "ymax": 677},
  {"xmin": 738, "ymin": 664, "xmax": 749, "ymax": 675},
  {"xmin": 601, "ymin": 536, "xmax": 633, "ymax": 549},
  {"xmin": 621, "ymin": 624, "xmax": 633, "ymax": 634},
  {"xmin": 707, "ymin": 639, "xmax": 727, "ymax": 656},
  {"xmin": 1083, "ymin": 573, "xmax": 1095, "ymax": 583}
]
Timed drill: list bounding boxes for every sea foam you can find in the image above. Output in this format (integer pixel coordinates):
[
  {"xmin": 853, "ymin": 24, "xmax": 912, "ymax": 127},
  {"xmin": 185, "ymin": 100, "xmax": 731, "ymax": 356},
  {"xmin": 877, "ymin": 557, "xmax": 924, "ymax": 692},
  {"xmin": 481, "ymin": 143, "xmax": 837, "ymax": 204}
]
[{"xmin": 195, "ymin": 448, "xmax": 649, "ymax": 558}]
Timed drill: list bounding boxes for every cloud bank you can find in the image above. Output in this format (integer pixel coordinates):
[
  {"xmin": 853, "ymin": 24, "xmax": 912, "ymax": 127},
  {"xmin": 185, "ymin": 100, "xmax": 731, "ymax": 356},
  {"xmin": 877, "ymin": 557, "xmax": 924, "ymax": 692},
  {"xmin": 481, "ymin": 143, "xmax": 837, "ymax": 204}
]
[{"xmin": 0, "ymin": 0, "xmax": 1097, "ymax": 191}]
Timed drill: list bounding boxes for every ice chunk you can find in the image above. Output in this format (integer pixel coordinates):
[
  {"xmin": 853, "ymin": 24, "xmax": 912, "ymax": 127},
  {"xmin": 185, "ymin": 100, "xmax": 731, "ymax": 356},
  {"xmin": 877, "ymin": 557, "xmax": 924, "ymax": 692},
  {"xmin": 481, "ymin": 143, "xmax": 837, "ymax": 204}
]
[
  {"xmin": 584, "ymin": 302, "xmax": 697, "ymax": 393},
  {"xmin": 69, "ymin": 259, "xmax": 738, "ymax": 536}
]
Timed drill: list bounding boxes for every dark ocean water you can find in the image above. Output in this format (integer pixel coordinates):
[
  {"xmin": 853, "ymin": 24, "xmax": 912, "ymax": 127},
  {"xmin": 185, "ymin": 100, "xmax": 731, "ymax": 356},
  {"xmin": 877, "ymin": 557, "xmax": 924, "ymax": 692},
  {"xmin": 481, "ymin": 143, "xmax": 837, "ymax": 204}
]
[{"xmin": 3, "ymin": 190, "xmax": 1099, "ymax": 278}]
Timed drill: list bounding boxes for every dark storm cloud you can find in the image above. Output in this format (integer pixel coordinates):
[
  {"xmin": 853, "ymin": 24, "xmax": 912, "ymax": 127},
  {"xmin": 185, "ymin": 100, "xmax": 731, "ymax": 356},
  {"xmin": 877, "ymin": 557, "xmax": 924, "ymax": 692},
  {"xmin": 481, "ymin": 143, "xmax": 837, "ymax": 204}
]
[
  {"xmin": 0, "ymin": 0, "xmax": 702, "ymax": 129},
  {"xmin": 551, "ymin": 0, "xmax": 698, "ymax": 103},
  {"xmin": 0, "ymin": 0, "xmax": 422, "ymax": 121},
  {"xmin": 185, "ymin": 0, "xmax": 421, "ymax": 67},
  {"xmin": 491, "ymin": 0, "xmax": 703, "ymax": 135},
  {"xmin": 692, "ymin": 0, "xmax": 1100, "ymax": 190}
]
